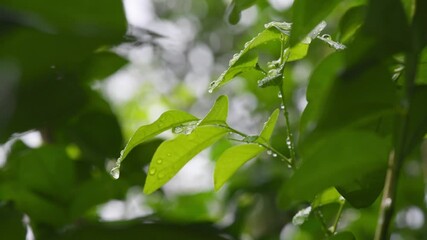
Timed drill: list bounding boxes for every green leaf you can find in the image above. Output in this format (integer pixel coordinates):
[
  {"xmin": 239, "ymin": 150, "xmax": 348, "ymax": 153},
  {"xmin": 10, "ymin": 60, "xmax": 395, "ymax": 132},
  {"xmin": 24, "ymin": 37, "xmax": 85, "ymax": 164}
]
[
  {"xmin": 259, "ymin": 109, "xmax": 280, "ymax": 143},
  {"xmin": 53, "ymin": 220, "xmax": 232, "ymax": 240},
  {"xmin": 214, "ymin": 143, "xmax": 264, "ymax": 191},
  {"xmin": 312, "ymin": 187, "xmax": 343, "ymax": 209},
  {"xmin": 288, "ymin": 42, "xmax": 310, "ymax": 61},
  {"xmin": 328, "ymin": 231, "xmax": 356, "ymax": 240},
  {"xmin": 200, "ymin": 95, "xmax": 229, "ymax": 125},
  {"xmin": 118, "ymin": 110, "xmax": 198, "ymax": 164},
  {"xmin": 144, "ymin": 126, "xmax": 229, "ymax": 194},
  {"xmin": 279, "ymin": 130, "xmax": 389, "ymax": 206},
  {"xmin": 0, "ymin": 203, "xmax": 26, "ymax": 240},
  {"xmin": 209, "ymin": 27, "xmax": 282, "ymax": 92},
  {"xmin": 402, "ymin": 85, "xmax": 427, "ymax": 155},
  {"xmin": 336, "ymin": 169, "xmax": 385, "ymax": 208},
  {"xmin": 338, "ymin": 6, "xmax": 366, "ymax": 44},
  {"xmin": 226, "ymin": 0, "xmax": 258, "ymax": 25},
  {"xmin": 290, "ymin": 0, "xmax": 342, "ymax": 46}
]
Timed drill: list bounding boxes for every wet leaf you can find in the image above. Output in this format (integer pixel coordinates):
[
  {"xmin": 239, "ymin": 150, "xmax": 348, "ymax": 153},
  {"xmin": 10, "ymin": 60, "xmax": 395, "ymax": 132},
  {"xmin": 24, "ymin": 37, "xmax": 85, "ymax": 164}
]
[
  {"xmin": 200, "ymin": 95, "xmax": 229, "ymax": 125},
  {"xmin": 214, "ymin": 143, "xmax": 264, "ymax": 191},
  {"xmin": 118, "ymin": 110, "xmax": 198, "ymax": 165},
  {"xmin": 259, "ymin": 109, "xmax": 280, "ymax": 143},
  {"xmin": 144, "ymin": 126, "xmax": 229, "ymax": 194}
]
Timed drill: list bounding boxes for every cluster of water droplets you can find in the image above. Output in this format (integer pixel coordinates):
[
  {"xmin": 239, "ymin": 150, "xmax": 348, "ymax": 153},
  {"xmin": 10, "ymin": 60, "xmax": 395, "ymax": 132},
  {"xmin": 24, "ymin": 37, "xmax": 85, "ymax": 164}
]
[
  {"xmin": 172, "ymin": 120, "xmax": 201, "ymax": 135},
  {"xmin": 110, "ymin": 150, "xmax": 125, "ymax": 179},
  {"xmin": 264, "ymin": 21, "xmax": 292, "ymax": 35}
]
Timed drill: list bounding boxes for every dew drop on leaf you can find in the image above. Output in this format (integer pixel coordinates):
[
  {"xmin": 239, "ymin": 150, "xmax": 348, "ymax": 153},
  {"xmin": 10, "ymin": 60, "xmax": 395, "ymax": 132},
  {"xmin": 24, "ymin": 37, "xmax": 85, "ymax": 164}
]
[
  {"xmin": 110, "ymin": 166, "xmax": 120, "ymax": 179},
  {"xmin": 278, "ymin": 91, "xmax": 282, "ymax": 99},
  {"xmin": 158, "ymin": 172, "xmax": 165, "ymax": 179},
  {"xmin": 149, "ymin": 168, "xmax": 156, "ymax": 175},
  {"xmin": 267, "ymin": 150, "xmax": 272, "ymax": 155},
  {"xmin": 156, "ymin": 158, "xmax": 163, "ymax": 164}
]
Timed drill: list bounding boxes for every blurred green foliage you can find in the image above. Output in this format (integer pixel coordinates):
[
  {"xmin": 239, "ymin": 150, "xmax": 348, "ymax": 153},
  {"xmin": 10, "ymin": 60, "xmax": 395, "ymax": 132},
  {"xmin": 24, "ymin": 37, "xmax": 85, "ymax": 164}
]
[{"xmin": 0, "ymin": 0, "xmax": 426, "ymax": 239}]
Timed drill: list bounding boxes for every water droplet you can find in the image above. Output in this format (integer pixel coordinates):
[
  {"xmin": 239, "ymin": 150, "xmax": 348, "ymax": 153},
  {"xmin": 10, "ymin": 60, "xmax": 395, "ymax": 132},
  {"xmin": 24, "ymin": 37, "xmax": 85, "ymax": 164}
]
[
  {"xmin": 172, "ymin": 126, "xmax": 184, "ymax": 134},
  {"xmin": 149, "ymin": 168, "xmax": 156, "ymax": 175},
  {"xmin": 277, "ymin": 91, "xmax": 282, "ymax": 99},
  {"xmin": 208, "ymin": 89, "xmax": 213, "ymax": 93},
  {"xmin": 158, "ymin": 172, "xmax": 165, "ymax": 179},
  {"xmin": 110, "ymin": 166, "xmax": 120, "ymax": 179},
  {"xmin": 267, "ymin": 150, "xmax": 272, "ymax": 155},
  {"xmin": 268, "ymin": 69, "xmax": 278, "ymax": 77},
  {"xmin": 286, "ymin": 137, "xmax": 291, "ymax": 146},
  {"xmin": 156, "ymin": 158, "xmax": 163, "ymax": 164},
  {"xmin": 287, "ymin": 164, "xmax": 292, "ymax": 168},
  {"xmin": 280, "ymin": 104, "xmax": 285, "ymax": 110},
  {"xmin": 321, "ymin": 34, "xmax": 331, "ymax": 40},
  {"xmin": 167, "ymin": 153, "xmax": 172, "ymax": 157},
  {"xmin": 383, "ymin": 198, "xmax": 392, "ymax": 208},
  {"xmin": 272, "ymin": 153, "xmax": 278, "ymax": 157}
]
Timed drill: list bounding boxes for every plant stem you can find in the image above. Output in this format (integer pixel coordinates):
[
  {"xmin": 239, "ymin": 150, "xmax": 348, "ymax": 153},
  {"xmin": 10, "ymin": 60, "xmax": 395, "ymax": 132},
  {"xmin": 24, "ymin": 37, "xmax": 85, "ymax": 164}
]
[
  {"xmin": 223, "ymin": 125, "xmax": 293, "ymax": 166},
  {"xmin": 279, "ymin": 85, "xmax": 296, "ymax": 164},
  {"xmin": 375, "ymin": 36, "xmax": 420, "ymax": 239},
  {"xmin": 331, "ymin": 200, "xmax": 345, "ymax": 234},
  {"xmin": 375, "ymin": 151, "xmax": 398, "ymax": 240}
]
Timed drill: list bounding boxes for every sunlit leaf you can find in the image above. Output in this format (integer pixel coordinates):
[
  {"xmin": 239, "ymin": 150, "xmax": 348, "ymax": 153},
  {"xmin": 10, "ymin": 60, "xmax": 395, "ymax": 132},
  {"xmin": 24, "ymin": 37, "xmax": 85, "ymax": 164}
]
[
  {"xmin": 200, "ymin": 95, "xmax": 229, "ymax": 125},
  {"xmin": 209, "ymin": 27, "xmax": 282, "ymax": 91},
  {"xmin": 214, "ymin": 143, "xmax": 264, "ymax": 191},
  {"xmin": 259, "ymin": 109, "xmax": 280, "ymax": 143},
  {"xmin": 144, "ymin": 126, "xmax": 229, "ymax": 194},
  {"xmin": 312, "ymin": 187, "xmax": 343, "ymax": 209},
  {"xmin": 118, "ymin": 110, "xmax": 198, "ymax": 164}
]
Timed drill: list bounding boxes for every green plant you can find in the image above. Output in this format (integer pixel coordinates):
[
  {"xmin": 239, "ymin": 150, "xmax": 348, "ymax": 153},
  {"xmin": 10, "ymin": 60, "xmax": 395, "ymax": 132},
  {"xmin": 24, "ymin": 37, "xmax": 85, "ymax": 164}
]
[{"xmin": 115, "ymin": 0, "xmax": 427, "ymax": 239}]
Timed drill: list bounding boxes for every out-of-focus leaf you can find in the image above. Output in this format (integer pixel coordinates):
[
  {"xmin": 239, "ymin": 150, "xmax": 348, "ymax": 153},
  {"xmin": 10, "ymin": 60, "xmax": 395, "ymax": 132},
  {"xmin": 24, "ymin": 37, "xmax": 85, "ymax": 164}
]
[
  {"xmin": 338, "ymin": 6, "xmax": 366, "ymax": 44},
  {"xmin": 209, "ymin": 27, "xmax": 282, "ymax": 91},
  {"xmin": 0, "ymin": 143, "xmax": 75, "ymax": 225},
  {"xmin": 412, "ymin": 0, "xmax": 427, "ymax": 47},
  {"xmin": 300, "ymin": 53, "xmax": 345, "ymax": 137},
  {"xmin": 290, "ymin": 0, "xmax": 341, "ymax": 46},
  {"xmin": 360, "ymin": 0, "xmax": 409, "ymax": 55},
  {"xmin": 259, "ymin": 109, "xmax": 280, "ymax": 143},
  {"xmin": 316, "ymin": 60, "xmax": 396, "ymax": 131},
  {"xmin": 401, "ymin": 85, "xmax": 427, "ymax": 155},
  {"xmin": 51, "ymin": 220, "xmax": 233, "ymax": 240},
  {"xmin": 66, "ymin": 110, "xmax": 123, "ymax": 162},
  {"xmin": 83, "ymin": 51, "xmax": 127, "ymax": 82},
  {"xmin": 144, "ymin": 126, "xmax": 229, "ymax": 194},
  {"xmin": 118, "ymin": 110, "xmax": 198, "ymax": 164},
  {"xmin": 336, "ymin": 169, "xmax": 385, "ymax": 208},
  {"xmin": 214, "ymin": 143, "xmax": 264, "ymax": 191},
  {"xmin": 328, "ymin": 231, "xmax": 356, "ymax": 240},
  {"xmin": 226, "ymin": 0, "xmax": 258, "ymax": 25},
  {"xmin": 200, "ymin": 95, "xmax": 229, "ymax": 125},
  {"xmin": 151, "ymin": 192, "xmax": 218, "ymax": 222},
  {"xmin": 0, "ymin": 203, "xmax": 26, "ymax": 240},
  {"xmin": 279, "ymin": 130, "xmax": 389, "ymax": 207},
  {"xmin": 70, "ymin": 176, "xmax": 128, "ymax": 219}
]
